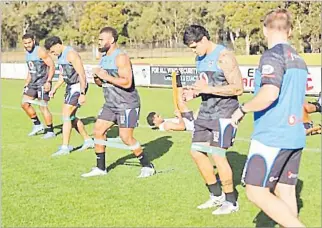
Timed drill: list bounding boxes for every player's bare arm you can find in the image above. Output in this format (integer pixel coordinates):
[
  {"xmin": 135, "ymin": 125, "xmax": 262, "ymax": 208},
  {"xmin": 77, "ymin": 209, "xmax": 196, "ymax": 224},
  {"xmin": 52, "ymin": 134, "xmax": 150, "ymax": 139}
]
[
  {"xmin": 67, "ymin": 51, "xmax": 87, "ymax": 93},
  {"xmin": 242, "ymin": 84, "xmax": 279, "ymax": 113},
  {"xmin": 50, "ymin": 74, "xmax": 64, "ymax": 97},
  {"xmin": 94, "ymin": 54, "xmax": 132, "ymax": 89},
  {"xmin": 193, "ymin": 50, "xmax": 244, "ymax": 96},
  {"xmin": 163, "ymin": 120, "xmax": 186, "ymax": 131},
  {"xmin": 231, "ymin": 84, "xmax": 280, "ymax": 128},
  {"xmin": 24, "ymin": 71, "xmax": 31, "ymax": 87},
  {"xmin": 232, "ymin": 52, "xmax": 283, "ymax": 126},
  {"xmin": 38, "ymin": 46, "xmax": 55, "ymax": 91},
  {"xmin": 182, "ymin": 86, "xmax": 199, "ymax": 102},
  {"xmin": 163, "ymin": 110, "xmax": 186, "ymax": 131},
  {"xmin": 231, "ymin": 29, "xmax": 287, "ymax": 127}
]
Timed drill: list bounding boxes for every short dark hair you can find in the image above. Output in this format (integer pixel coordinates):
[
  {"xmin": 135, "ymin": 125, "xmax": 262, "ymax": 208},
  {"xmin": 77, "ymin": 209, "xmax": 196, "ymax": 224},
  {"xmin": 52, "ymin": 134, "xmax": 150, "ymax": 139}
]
[
  {"xmin": 22, "ymin": 33, "xmax": 34, "ymax": 40},
  {"xmin": 183, "ymin": 25, "xmax": 210, "ymax": 46},
  {"xmin": 44, "ymin": 36, "xmax": 62, "ymax": 50},
  {"xmin": 100, "ymin": 27, "xmax": 118, "ymax": 43},
  {"xmin": 146, "ymin": 112, "xmax": 156, "ymax": 126},
  {"xmin": 263, "ymin": 8, "xmax": 292, "ymax": 31}
]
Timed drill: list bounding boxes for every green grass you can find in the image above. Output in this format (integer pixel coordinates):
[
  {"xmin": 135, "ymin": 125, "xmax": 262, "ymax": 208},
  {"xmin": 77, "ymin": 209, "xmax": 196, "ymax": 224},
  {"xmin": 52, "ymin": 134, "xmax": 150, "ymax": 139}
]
[
  {"xmin": 1, "ymin": 79, "xmax": 321, "ymax": 227},
  {"xmin": 1, "ymin": 51, "xmax": 321, "ymax": 66}
]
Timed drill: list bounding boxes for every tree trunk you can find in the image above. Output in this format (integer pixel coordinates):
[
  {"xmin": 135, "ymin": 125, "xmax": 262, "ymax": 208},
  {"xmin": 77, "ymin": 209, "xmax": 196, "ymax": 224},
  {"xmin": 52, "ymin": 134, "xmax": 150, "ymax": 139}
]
[
  {"xmin": 174, "ymin": 9, "xmax": 177, "ymax": 46},
  {"xmin": 236, "ymin": 29, "xmax": 240, "ymax": 38},
  {"xmin": 166, "ymin": 26, "xmax": 172, "ymax": 48},
  {"xmin": 229, "ymin": 31, "xmax": 235, "ymax": 49},
  {"xmin": 169, "ymin": 38, "xmax": 173, "ymax": 48},
  {"xmin": 175, "ymin": 35, "xmax": 178, "ymax": 47},
  {"xmin": 312, "ymin": 36, "xmax": 319, "ymax": 53},
  {"xmin": 22, "ymin": 19, "xmax": 29, "ymax": 35},
  {"xmin": 164, "ymin": 26, "xmax": 168, "ymax": 47},
  {"xmin": 245, "ymin": 32, "xmax": 250, "ymax": 55}
]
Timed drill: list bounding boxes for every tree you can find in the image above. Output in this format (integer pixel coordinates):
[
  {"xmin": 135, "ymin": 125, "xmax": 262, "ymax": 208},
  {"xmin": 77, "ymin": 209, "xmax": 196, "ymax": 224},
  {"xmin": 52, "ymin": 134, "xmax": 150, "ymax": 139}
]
[
  {"xmin": 226, "ymin": 2, "xmax": 282, "ymax": 55},
  {"xmin": 80, "ymin": 2, "xmax": 127, "ymax": 45},
  {"xmin": 288, "ymin": 2, "xmax": 321, "ymax": 53},
  {"xmin": 1, "ymin": 2, "xmax": 65, "ymax": 48},
  {"xmin": 126, "ymin": 2, "xmax": 160, "ymax": 47},
  {"xmin": 1, "ymin": 1, "xmax": 320, "ymax": 54},
  {"xmin": 51, "ymin": 2, "xmax": 84, "ymax": 46}
]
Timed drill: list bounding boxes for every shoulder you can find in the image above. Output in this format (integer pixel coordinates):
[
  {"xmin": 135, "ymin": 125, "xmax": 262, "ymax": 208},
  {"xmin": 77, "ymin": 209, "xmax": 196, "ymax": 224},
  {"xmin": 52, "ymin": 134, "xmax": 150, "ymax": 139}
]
[
  {"xmin": 67, "ymin": 48, "xmax": 81, "ymax": 61},
  {"xmin": 218, "ymin": 49, "xmax": 237, "ymax": 63},
  {"xmin": 260, "ymin": 45, "xmax": 285, "ymax": 64},
  {"xmin": 116, "ymin": 52, "xmax": 131, "ymax": 66},
  {"xmin": 217, "ymin": 48, "xmax": 239, "ymax": 70},
  {"xmin": 37, "ymin": 46, "xmax": 48, "ymax": 59}
]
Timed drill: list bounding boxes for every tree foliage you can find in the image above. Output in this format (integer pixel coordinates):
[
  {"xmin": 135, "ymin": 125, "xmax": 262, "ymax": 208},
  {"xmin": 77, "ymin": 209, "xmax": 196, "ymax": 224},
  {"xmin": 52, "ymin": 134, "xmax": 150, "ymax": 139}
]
[{"xmin": 1, "ymin": 1, "xmax": 321, "ymax": 54}]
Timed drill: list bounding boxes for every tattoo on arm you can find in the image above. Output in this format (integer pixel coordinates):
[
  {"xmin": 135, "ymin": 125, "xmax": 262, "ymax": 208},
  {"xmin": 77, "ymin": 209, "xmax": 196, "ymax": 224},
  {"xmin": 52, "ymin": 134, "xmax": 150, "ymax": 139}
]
[{"xmin": 212, "ymin": 51, "xmax": 244, "ymax": 96}]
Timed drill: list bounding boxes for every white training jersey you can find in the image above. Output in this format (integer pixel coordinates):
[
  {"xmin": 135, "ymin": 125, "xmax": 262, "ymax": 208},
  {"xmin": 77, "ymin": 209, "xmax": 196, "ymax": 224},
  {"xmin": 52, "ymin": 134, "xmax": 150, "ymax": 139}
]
[{"xmin": 158, "ymin": 118, "xmax": 194, "ymax": 131}]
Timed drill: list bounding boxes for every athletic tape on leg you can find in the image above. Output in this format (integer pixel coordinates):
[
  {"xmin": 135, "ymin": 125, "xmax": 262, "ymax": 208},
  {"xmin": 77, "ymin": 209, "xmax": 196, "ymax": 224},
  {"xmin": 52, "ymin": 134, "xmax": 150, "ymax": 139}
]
[
  {"xmin": 94, "ymin": 139, "xmax": 141, "ymax": 150},
  {"xmin": 128, "ymin": 141, "xmax": 141, "ymax": 150},
  {"xmin": 22, "ymin": 98, "xmax": 47, "ymax": 107},
  {"xmin": 62, "ymin": 115, "xmax": 76, "ymax": 122},
  {"xmin": 106, "ymin": 137, "xmax": 122, "ymax": 143},
  {"xmin": 94, "ymin": 138, "xmax": 131, "ymax": 150},
  {"xmin": 191, "ymin": 143, "xmax": 226, "ymax": 156}
]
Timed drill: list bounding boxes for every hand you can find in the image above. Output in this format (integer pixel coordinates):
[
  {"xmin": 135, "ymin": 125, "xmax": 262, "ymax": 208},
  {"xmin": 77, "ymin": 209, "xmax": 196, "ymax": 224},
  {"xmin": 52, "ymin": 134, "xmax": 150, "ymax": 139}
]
[
  {"xmin": 23, "ymin": 85, "xmax": 28, "ymax": 94},
  {"xmin": 92, "ymin": 67, "xmax": 102, "ymax": 78},
  {"xmin": 49, "ymin": 89, "xmax": 56, "ymax": 98},
  {"xmin": 78, "ymin": 94, "xmax": 86, "ymax": 105},
  {"xmin": 44, "ymin": 81, "xmax": 51, "ymax": 92},
  {"xmin": 231, "ymin": 107, "xmax": 245, "ymax": 128},
  {"xmin": 182, "ymin": 87, "xmax": 197, "ymax": 102},
  {"xmin": 192, "ymin": 79, "xmax": 212, "ymax": 95}
]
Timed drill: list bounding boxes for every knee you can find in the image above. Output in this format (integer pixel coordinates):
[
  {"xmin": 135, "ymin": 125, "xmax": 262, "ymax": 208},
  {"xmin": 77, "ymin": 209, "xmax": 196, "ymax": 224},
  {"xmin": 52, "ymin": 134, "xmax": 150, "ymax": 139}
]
[
  {"xmin": 40, "ymin": 106, "xmax": 49, "ymax": 114},
  {"xmin": 120, "ymin": 133, "xmax": 134, "ymax": 145},
  {"xmin": 275, "ymin": 184, "xmax": 296, "ymax": 199},
  {"xmin": 94, "ymin": 125, "xmax": 105, "ymax": 138},
  {"xmin": 303, "ymin": 102, "xmax": 310, "ymax": 111},
  {"xmin": 21, "ymin": 102, "xmax": 29, "ymax": 109},
  {"xmin": 246, "ymin": 190, "xmax": 256, "ymax": 204},
  {"xmin": 62, "ymin": 115, "xmax": 75, "ymax": 123},
  {"xmin": 62, "ymin": 111, "xmax": 70, "ymax": 121},
  {"xmin": 190, "ymin": 150, "xmax": 206, "ymax": 161}
]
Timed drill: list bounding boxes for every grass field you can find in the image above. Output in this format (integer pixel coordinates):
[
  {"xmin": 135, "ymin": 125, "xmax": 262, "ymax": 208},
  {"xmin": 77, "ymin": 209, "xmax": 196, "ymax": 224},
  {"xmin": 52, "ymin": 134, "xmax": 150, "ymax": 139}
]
[
  {"xmin": 1, "ymin": 51, "xmax": 321, "ymax": 66},
  {"xmin": 1, "ymin": 79, "xmax": 321, "ymax": 227}
]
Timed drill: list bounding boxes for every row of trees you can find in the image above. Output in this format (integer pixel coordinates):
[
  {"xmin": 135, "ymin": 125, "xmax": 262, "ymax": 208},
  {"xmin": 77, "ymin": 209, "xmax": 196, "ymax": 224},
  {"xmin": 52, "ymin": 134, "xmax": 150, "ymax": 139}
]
[{"xmin": 1, "ymin": 1, "xmax": 321, "ymax": 55}]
